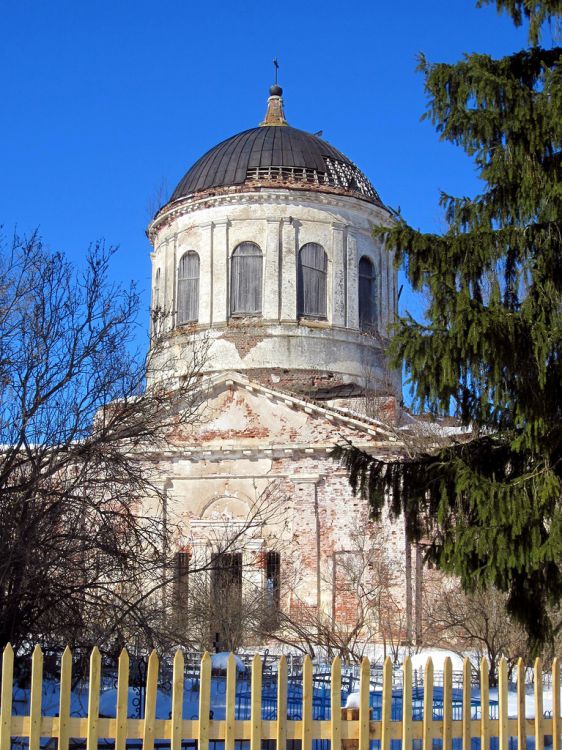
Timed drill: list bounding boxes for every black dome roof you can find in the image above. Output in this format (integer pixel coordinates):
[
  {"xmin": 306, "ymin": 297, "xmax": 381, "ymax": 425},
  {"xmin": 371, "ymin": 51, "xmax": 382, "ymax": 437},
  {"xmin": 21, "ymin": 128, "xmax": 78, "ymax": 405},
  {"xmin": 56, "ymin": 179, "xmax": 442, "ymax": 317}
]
[{"xmin": 169, "ymin": 125, "xmax": 383, "ymax": 206}]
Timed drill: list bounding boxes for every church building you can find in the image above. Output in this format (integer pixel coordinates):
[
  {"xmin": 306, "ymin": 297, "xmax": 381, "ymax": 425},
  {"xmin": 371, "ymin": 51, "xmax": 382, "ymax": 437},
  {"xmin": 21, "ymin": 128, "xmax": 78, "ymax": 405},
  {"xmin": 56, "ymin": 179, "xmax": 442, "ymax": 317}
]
[{"xmin": 145, "ymin": 83, "xmax": 424, "ymax": 650}]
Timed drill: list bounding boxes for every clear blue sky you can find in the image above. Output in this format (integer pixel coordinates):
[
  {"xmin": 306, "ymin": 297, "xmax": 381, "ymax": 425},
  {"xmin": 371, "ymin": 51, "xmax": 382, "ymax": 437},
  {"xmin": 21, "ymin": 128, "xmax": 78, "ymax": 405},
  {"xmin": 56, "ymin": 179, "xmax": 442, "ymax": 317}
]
[{"xmin": 0, "ymin": 0, "xmax": 530, "ymax": 357}]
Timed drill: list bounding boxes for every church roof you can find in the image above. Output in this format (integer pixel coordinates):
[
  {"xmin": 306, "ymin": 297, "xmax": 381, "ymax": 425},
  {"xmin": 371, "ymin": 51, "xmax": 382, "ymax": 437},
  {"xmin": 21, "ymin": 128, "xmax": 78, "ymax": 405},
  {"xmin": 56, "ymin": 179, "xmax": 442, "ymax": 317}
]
[{"xmin": 168, "ymin": 87, "xmax": 385, "ymax": 208}]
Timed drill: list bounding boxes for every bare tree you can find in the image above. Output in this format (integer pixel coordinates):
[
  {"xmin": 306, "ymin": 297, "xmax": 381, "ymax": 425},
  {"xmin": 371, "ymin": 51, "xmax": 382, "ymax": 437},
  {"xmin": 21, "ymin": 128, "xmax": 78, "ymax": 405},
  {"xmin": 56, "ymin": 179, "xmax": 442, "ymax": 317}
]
[
  {"xmin": 256, "ymin": 520, "xmax": 403, "ymax": 662},
  {"xmin": 423, "ymin": 584, "xmax": 529, "ymax": 685},
  {"xmin": 0, "ymin": 230, "xmax": 209, "ymax": 658}
]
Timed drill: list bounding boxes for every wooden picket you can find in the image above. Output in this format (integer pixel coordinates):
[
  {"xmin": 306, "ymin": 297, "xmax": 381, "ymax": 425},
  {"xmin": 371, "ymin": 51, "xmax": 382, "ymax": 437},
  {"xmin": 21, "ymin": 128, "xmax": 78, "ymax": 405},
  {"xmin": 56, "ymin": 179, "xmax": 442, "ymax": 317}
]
[
  {"xmin": 330, "ymin": 655, "xmax": 341, "ymax": 750},
  {"xmin": 481, "ymin": 658, "xmax": 490, "ymax": 750},
  {"xmin": 381, "ymin": 656, "xmax": 392, "ymax": 750},
  {"xmin": 198, "ymin": 650, "xmax": 211, "ymax": 750},
  {"xmin": 276, "ymin": 654, "xmax": 287, "ymax": 750},
  {"xmin": 116, "ymin": 649, "xmax": 129, "ymax": 750},
  {"xmin": 0, "ymin": 643, "xmax": 13, "ymax": 750},
  {"xmin": 402, "ymin": 656, "xmax": 412, "ymax": 750},
  {"xmin": 498, "ymin": 657, "xmax": 508, "ymax": 750},
  {"xmin": 461, "ymin": 657, "xmax": 471, "ymax": 750},
  {"xmin": 0, "ymin": 643, "xmax": 560, "ymax": 750},
  {"xmin": 171, "ymin": 649, "xmax": 184, "ymax": 750},
  {"xmin": 443, "ymin": 656, "xmax": 452, "ymax": 750},
  {"xmin": 87, "ymin": 647, "xmax": 101, "ymax": 750},
  {"xmin": 28, "ymin": 645, "xmax": 42, "ymax": 750},
  {"xmin": 422, "ymin": 656, "xmax": 433, "ymax": 750},
  {"xmin": 358, "ymin": 657, "xmax": 370, "ymax": 750},
  {"xmin": 554, "ymin": 657, "xmax": 560, "ymax": 750},
  {"xmin": 517, "ymin": 657, "xmax": 526, "ymax": 750},
  {"xmin": 58, "ymin": 645, "xmax": 72, "ymax": 750},
  {"xmin": 535, "ymin": 658, "xmax": 544, "ymax": 750},
  {"xmin": 302, "ymin": 655, "xmax": 312, "ymax": 750}
]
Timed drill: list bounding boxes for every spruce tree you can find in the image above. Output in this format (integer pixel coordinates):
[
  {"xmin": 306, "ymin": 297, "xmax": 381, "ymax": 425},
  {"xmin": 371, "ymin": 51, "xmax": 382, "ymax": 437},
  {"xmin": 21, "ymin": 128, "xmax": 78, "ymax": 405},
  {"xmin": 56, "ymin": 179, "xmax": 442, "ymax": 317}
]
[{"xmin": 335, "ymin": 1, "xmax": 562, "ymax": 648}]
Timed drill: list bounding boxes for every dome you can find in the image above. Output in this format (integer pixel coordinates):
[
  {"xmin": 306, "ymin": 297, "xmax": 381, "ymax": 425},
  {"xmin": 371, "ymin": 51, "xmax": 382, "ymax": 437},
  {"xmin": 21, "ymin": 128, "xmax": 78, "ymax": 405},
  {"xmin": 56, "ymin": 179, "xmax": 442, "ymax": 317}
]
[
  {"xmin": 147, "ymin": 86, "xmax": 399, "ymax": 399},
  {"xmin": 169, "ymin": 125, "xmax": 384, "ymax": 207}
]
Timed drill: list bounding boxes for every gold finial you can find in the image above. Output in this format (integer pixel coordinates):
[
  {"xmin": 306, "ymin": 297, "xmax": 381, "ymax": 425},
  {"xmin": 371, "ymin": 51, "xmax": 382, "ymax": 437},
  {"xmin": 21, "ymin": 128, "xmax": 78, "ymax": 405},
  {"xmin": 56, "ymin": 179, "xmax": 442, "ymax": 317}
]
[{"xmin": 260, "ymin": 59, "xmax": 288, "ymax": 126}]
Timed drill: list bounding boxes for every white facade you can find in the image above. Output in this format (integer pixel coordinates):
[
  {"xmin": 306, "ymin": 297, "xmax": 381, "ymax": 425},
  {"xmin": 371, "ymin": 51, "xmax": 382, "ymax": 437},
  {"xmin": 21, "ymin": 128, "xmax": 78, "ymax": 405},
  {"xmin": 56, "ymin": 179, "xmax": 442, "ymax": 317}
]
[
  {"xmin": 140, "ymin": 91, "xmax": 424, "ymax": 649},
  {"xmin": 147, "ymin": 188, "xmax": 400, "ymax": 397}
]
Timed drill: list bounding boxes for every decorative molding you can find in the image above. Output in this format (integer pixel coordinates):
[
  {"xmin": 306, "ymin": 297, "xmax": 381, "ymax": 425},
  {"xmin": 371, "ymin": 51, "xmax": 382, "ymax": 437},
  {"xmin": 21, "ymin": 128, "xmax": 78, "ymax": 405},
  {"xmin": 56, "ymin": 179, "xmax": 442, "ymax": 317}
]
[
  {"xmin": 147, "ymin": 189, "xmax": 391, "ymax": 241},
  {"xmin": 290, "ymin": 474, "xmax": 320, "ymax": 484}
]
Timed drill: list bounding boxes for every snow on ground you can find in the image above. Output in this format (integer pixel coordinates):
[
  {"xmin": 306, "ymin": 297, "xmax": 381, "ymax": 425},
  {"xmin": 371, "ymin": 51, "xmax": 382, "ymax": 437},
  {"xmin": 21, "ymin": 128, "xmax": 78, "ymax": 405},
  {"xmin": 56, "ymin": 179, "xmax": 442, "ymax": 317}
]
[
  {"xmin": 345, "ymin": 691, "xmax": 360, "ymax": 709},
  {"xmin": 409, "ymin": 649, "xmax": 465, "ymax": 672},
  {"xmin": 211, "ymin": 652, "xmax": 246, "ymax": 672},
  {"xmin": 482, "ymin": 686, "xmax": 558, "ymax": 720}
]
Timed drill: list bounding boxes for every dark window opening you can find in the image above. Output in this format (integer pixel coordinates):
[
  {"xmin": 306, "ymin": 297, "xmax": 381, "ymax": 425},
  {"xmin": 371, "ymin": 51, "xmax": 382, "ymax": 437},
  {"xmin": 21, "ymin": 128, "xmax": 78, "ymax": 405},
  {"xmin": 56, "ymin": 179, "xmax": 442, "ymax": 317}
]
[
  {"xmin": 265, "ymin": 551, "xmax": 281, "ymax": 610},
  {"xmin": 177, "ymin": 251, "xmax": 200, "ymax": 324},
  {"xmin": 297, "ymin": 243, "xmax": 327, "ymax": 319},
  {"xmin": 211, "ymin": 552, "xmax": 242, "ymax": 601},
  {"xmin": 174, "ymin": 551, "xmax": 190, "ymax": 607},
  {"xmin": 230, "ymin": 242, "xmax": 263, "ymax": 316},
  {"xmin": 359, "ymin": 255, "xmax": 377, "ymax": 330},
  {"xmin": 210, "ymin": 552, "xmax": 243, "ymax": 651}
]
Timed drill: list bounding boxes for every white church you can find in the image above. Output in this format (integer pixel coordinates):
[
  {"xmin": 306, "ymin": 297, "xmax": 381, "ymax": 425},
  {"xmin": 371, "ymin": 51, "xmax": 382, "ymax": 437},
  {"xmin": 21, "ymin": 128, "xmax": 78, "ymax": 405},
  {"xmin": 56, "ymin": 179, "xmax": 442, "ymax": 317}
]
[{"xmin": 144, "ymin": 82, "xmax": 428, "ymax": 650}]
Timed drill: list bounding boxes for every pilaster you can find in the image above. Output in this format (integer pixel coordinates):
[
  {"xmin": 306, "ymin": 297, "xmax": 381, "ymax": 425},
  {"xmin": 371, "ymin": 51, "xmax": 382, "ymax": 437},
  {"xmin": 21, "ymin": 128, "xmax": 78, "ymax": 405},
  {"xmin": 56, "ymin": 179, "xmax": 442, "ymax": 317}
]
[
  {"xmin": 346, "ymin": 233, "xmax": 359, "ymax": 329},
  {"xmin": 331, "ymin": 223, "xmax": 346, "ymax": 327},
  {"xmin": 263, "ymin": 218, "xmax": 281, "ymax": 320},
  {"xmin": 280, "ymin": 218, "xmax": 297, "ymax": 322},
  {"xmin": 212, "ymin": 219, "xmax": 229, "ymax": 324},
  {"xmin": 290, "ymin": 475, "xmax": 322, "ymax": 609},
  {"xmin": 169, "ymin": 236, "xmax": 178, "ymax": 332},
  {"xmin": 199, "ymin": 222, "xmax": 213, "ymax": 325}
]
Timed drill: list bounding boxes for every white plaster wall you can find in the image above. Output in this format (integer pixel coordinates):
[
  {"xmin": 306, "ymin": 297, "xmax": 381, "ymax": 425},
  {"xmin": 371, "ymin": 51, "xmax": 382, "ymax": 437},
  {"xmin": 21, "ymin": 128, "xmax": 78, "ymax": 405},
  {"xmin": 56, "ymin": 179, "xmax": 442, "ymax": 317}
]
[{"xmin": 148, "ymin": 189, "xmax": 399, "ymax": 393}]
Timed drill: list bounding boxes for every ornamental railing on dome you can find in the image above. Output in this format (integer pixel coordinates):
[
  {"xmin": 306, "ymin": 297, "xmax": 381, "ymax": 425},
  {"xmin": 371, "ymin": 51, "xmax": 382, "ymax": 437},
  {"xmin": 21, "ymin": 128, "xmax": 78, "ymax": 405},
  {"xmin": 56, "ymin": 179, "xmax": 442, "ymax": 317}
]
[
  {"xmin": 244, "ymin": 161, "xmax": 381, "ymax": 204},
  {"xmin": 0, "ymin": 645, "xmax": 560, "ymax": 750}
]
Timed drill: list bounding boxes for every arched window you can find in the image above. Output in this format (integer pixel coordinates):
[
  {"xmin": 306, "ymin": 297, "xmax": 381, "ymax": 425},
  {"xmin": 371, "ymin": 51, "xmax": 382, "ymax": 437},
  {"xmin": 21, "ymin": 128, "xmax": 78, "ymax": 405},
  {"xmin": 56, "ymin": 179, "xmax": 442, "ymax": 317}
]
[
  {"xmin": 177, "ymin": 251, "xmax": 200, "ymax": 324},
  {"xmin": 359, "ymin": 256, "xmax": 377, "ymax": 329},
  {"xmin": 297, "ymin": 243, "xmax": 327, "ymax": 319},
  {"xmin": 230, "ymin": 242, "xmax": 263, "ymax": 315}
]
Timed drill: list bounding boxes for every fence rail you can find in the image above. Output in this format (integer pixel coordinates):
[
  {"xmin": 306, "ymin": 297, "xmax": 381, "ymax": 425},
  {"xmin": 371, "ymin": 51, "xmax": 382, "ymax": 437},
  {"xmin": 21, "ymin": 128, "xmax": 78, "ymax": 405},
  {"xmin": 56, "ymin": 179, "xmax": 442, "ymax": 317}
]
[{"xmin": 0, "ymin": 644, "xmax": 559, "ymax": 750}]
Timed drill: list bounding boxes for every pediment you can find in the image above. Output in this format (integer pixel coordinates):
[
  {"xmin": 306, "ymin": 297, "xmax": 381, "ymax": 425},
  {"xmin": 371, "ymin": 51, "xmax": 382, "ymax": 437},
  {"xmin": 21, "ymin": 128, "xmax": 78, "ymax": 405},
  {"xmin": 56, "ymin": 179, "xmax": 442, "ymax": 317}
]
[{"xmin": 170, "ymin": 372, "xmax": 398, "ymax": 450}]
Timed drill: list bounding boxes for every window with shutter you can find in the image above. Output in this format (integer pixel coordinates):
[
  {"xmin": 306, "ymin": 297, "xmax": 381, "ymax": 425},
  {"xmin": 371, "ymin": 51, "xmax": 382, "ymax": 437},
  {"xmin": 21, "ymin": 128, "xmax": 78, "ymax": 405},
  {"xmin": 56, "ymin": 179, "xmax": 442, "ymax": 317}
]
[
  {"xmin": 359, "ymin": 256, "xmax": 377, "ymax": 330},
  {"xmin": 177, "ymin": 251, "xmax": 200, "ymax": 324},
  {"xmin": 230, "ymin": 242, "xmax": 263, "ymax": 315},
  {"xmin": 297, "ymin": 243, "xmax": 327, "ymax": 319}
]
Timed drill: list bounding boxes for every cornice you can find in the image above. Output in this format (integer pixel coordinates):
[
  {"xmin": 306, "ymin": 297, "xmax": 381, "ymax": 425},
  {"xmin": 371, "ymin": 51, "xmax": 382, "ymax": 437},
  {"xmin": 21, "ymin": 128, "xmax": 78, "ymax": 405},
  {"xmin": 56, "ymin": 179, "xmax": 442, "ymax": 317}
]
[{"xmin": 147, "ymin": 188, "xmax": 392, "ymax": 242}]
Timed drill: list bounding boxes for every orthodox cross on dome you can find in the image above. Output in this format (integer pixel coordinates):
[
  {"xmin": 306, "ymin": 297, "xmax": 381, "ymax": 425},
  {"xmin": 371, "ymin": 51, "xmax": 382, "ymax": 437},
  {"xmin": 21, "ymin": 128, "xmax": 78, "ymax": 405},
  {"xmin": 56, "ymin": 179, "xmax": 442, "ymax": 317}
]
[{"xmin": 260, "ymin": 58, "xmax": 288, "ymax": 127}]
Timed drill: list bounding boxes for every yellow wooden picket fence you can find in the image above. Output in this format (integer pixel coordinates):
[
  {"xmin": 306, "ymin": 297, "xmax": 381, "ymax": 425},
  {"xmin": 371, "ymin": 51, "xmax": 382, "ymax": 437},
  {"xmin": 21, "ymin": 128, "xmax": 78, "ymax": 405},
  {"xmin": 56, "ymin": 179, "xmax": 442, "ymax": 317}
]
[{"xmin": 0, "ymin": 644, "xmax": 559, "ymax": 750}]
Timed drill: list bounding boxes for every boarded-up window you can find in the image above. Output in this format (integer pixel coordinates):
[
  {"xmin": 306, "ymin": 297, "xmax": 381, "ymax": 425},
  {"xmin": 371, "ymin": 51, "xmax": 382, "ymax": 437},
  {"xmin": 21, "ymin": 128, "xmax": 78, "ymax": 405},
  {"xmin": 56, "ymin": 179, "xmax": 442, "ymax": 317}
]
[
  {"xmin": 359, "ymin": 256, "xmax": 377, "ymax": 330},
  {"xmin": 230, "ymin": 242, "xmax": 263, "ymax": 315},
  {"xmin": 177, "ymin": 251, "xmax": 199, "ymax": 324},
  {"xmin": 297, "ymin": 243, "xmax": 327, "ymax": 319}
]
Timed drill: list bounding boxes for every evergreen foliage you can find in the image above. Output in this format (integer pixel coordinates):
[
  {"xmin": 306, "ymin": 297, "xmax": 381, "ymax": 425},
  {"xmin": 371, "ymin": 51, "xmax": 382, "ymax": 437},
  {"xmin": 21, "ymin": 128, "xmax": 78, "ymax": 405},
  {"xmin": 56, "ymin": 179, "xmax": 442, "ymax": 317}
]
[{"xmin": 335, "ymin": 1, "xmax": 562, "ymax": 649}]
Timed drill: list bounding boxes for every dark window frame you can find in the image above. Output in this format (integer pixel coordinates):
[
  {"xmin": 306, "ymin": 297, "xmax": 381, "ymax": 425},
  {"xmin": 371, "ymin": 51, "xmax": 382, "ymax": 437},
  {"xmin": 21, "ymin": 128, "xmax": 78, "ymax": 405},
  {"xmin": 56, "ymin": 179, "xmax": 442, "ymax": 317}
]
[
  {"xmin": 358, "ymin": 255, "xmax": 377, "ymax": 330},
  {"xmin": 297, "ymin": 242, "xmax": 328, "ymax": 320},
  {"xmin": 230, "ymin": 242, "xmax": 263, "ymax": 317},
  {"xmin": 174, "ymin": 550, "xmax": 190, "ymax": 607},
  {"xmin": 265, "ymin": 550, "xmax": 281, "ymax": 610},
  {"xmin": 177, "ymin": 250, "xmax": 200, "ymax": 324}
]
